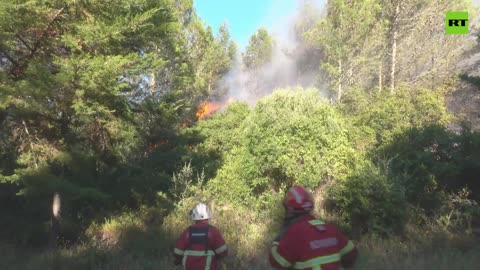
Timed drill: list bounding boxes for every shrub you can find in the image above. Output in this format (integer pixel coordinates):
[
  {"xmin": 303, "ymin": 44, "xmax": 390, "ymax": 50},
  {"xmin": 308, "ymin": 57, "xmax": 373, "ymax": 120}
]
[
  {"xmin": 243, "ymin": 88, "xmax": 364, "ymax": 190},
  {"xmin": 327, "ymin": 164, "xmax": 407, "ymax": 236}
]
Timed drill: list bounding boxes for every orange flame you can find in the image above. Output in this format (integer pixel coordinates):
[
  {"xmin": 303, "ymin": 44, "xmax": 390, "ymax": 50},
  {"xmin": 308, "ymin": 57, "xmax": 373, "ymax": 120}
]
[{"xmin": 196, "ymin": 100, "xmax": 223, "ymax": 120}]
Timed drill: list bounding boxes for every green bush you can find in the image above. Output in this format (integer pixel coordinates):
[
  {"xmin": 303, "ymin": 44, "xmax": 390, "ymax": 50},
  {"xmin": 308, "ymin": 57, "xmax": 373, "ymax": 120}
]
[
  {"xmin": 342, "ymin": 86, "xmax": 452, "ymax": 150},
  {"xmin": 243, "ymin": 88, "xmax": 364, "ymax": 190},
  {"xmin": 381, "ymin": 125, "xmax": 480, "ymax": 215},
  {"xmin": 187, "ymin": 88, "xmax": 367, "ymax": 210},
  {"xmin": 327, "ymin": 164, "xmax": 407, "ymax": 236}
]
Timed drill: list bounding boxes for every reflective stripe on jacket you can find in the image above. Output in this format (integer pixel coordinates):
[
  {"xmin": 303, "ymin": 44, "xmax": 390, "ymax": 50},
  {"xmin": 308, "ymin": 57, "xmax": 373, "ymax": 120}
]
[
  {"xmin": 174, "ymin": 221, "xmax": 228, "ymax": 270},
  {"xmin": 269, "ymin": 214, "xmax": 358, "ymax": 270}
]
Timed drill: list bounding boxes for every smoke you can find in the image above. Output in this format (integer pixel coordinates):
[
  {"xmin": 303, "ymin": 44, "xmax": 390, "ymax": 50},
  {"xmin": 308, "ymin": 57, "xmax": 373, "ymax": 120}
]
[{"xmin": 221, "ymin": 0, "xmax": 325, "ymax": 107}]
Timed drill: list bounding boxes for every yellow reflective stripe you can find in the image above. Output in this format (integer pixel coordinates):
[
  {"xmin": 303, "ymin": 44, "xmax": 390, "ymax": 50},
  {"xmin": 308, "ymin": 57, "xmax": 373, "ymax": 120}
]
[
  {"xmin": 182, "ymin": 253, "xmax": 187, "ymax": 267},
  {"xmin": 308, "ymin": 220, "xmax": 325, "ymax": 226},
  {"xmin": 340, "ymin": 240, "xmax": 355, "ymax": 256},
  {"xmin": 271, "ymin": 246, "xmax": 292, "ymax": 268},
  {"xmin": 181, "ymin": 250, "xmax": 215, "ymax": 270},
  {"xmin": 293, "ymin": 253, "xmax": 341, "ymax": 269},
  {"xmin": 183, "ymin": 250, "xmax": 215, "ymax": 256},
  {"xmin": 215, "ymin": 244, "xmax": 227, "ymax": 254},
  {"xmin": 205, "ymin": 254, "xmax": 212, "ymax": 270},
  {"xmin": 174, "ymin": 248, "xmax": 184, "ymax": 255}
]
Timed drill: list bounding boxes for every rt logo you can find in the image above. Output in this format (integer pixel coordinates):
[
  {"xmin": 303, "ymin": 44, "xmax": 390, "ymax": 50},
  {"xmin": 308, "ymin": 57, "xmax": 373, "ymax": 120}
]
[{"xmin": 446, "ymin": 12, "xmax": 468, "ymax": 34}]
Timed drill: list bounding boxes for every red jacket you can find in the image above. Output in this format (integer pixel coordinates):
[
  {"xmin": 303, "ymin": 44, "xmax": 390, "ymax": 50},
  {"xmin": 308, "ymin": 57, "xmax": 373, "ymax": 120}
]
[
  {"xmin": 174, "ymin": 220, "xmax": 228, "ymax": 270},
  {"xmin": 269, "ymin": 214, "xmax": 358, "ymax": 270}
]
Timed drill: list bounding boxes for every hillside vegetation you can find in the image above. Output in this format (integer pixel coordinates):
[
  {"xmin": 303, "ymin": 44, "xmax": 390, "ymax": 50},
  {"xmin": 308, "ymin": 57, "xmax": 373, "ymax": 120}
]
[{"xmin": 1, "ymin": 0, "xmax": 480, "ymax": 269}]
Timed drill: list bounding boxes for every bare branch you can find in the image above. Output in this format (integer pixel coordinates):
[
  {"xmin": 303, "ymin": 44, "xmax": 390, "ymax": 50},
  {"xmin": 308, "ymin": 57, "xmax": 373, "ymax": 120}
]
[{"xmin": 15, "ymin": 34, "xmax": 33, "ymax": 51}]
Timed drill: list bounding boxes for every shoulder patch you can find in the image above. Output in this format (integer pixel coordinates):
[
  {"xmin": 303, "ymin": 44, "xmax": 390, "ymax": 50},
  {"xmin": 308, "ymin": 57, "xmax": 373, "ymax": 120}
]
[
  {"xmin": 309, "ymin": 237, "xmax": 338, "ymax": 249},
  {"xmin": 308, "ymin": 219, "xmax": 326, "ymax": 232}
]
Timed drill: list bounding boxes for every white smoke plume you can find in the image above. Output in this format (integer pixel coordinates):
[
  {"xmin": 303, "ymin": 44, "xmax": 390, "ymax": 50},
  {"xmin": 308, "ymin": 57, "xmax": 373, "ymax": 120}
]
[{"xmin": 222, "ymin": 0, "xmax": 325, "ymax": 107}]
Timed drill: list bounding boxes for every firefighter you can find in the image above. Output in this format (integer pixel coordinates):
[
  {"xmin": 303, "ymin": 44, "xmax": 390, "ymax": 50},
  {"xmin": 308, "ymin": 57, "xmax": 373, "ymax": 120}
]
[
  {"xmin": 173, "ymin": 202, "xmax": 228, "ymax": 270},
  {"xmin": 269, "ymin": 185, "xmax": 358, "ymax": 270}
]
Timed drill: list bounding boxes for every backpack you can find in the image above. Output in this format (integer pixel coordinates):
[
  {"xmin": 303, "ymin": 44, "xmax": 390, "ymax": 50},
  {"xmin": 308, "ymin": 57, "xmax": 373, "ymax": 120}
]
[{"xmin": 187, "ymin": 225, "xmax": 212, "ymax": 255}]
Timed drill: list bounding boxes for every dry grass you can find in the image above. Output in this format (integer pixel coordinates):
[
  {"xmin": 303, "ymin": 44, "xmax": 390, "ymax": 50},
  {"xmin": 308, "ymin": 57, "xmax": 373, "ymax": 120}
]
[
  {"xmin": 3, "ymin": 203, "xmax": 479, "ymax": 270},
  {"xmin": 2, "ymin": 242, "xmax": 479, "ymax": 270}
]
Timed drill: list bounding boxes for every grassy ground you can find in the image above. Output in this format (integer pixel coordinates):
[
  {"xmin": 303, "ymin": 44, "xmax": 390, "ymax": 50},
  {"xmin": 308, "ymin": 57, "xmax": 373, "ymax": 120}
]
[
  {"xmin": 3, "ymin": 204, "xmax": 478, "ymax": 270},
  {"xmin": 2, "ymin": 233, "xmax": 479, "ymax": 270}
]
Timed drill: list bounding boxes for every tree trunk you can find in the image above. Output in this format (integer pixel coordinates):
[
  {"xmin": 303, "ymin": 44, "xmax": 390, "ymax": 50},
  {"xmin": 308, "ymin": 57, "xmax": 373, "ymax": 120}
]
[
  {"xmin": 431, "ymin": 54, "xmax": 435, "ymax": 90},
  {"xmin": 22, "ymin": 120, "xmax": 38, "ymax": 169},
  {"xmin": 49, "ymin": 192, "xmax": 61, "ymax": 250},
  {"xmin": 348, "ymin": 61, "xmax": 353, "ymax": 85},
  {"xmin": 390, "ymin": 3, "xmax": 400, "ymax": 94},
  {"xmin": 337, "ymin": 59, "xmax": 342, "ymax": 101},
  {"xmin": 390, "ymin": 30, "xmax": 397, "ymax": 94},
  {"xmin": 149, "ymin": 72, "xmax": 156, "ymax": 96},
  {"xmin": 379, "ymin": 62, "xmax": 383, "ymax": 92}
]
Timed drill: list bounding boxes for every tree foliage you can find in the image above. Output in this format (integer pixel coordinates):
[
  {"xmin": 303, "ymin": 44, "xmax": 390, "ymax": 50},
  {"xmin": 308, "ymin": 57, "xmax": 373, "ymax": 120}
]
[
  {"xmin": 307, "ymin": 0, "xmax": 476, "ymax": 100},
  {"xmin": 190, "ymin": 89, "xmax": 366, "ymax": 212},
  {"xmin": 242, "ymin": 28, "xmax": 275, "ymax": 71},
  {"xmin": 0, "ymin": 0, "xmax": 479, "ymax": 249},
  {"xmin": 0, "ymin": 0, "xmax": 236, "ymax": 245}
]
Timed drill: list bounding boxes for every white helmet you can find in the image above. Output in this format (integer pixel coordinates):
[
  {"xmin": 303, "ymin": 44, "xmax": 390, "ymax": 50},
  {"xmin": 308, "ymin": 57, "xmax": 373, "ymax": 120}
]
[{"xmin": 190, "ymin": 203, "xmax": 212, "ymax": 221}]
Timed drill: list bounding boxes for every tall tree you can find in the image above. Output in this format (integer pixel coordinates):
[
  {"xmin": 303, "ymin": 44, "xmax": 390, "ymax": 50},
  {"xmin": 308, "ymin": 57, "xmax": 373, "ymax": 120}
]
[
  {"xmin": 242, "ymin": 28, "xmax": 274, "ymax": 70},
  {"xmin": 307, "ymin": 0, "xmax": 383, "ymax": 101},
  {"xmin": 291, "ymin": 0, "xmax": 323, "ymax": 82},
  {"xmin": 185, "ymin": 20, "xmax": 236, "ymax": 100},
  {"xmin": 307, "ymin": 0, "xmax": 476, "ymax": 98},
  {"xmin": 242, "ymin": 28, "xmax": 275, "ymax": 95},
  {"xmin": 0, "ymin": 0, "xmax": 201, "ymax": 243},
  {"xmin": 382, "ymin": 0, "xmax": 475, "ymax": 92}
]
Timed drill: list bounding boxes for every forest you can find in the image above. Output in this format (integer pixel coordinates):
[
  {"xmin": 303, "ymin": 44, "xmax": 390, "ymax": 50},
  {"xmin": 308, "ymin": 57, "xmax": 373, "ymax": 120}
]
[{"xmin": 1, "ymin": 0, "xmax": 480, "ymax": 269}]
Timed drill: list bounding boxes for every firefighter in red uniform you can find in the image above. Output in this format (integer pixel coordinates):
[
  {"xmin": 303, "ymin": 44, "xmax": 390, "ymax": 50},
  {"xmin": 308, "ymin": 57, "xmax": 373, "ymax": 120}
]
[
  {"xmin": 173, "ymin": 203, "xmax": 228, "ymax": 270},
  {"xmin": 269, "ymin": 185, "xmax": 358, "ymax": 270}
]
